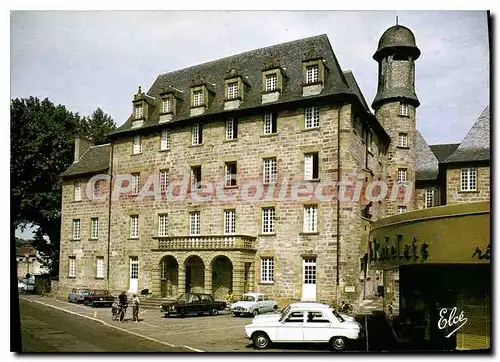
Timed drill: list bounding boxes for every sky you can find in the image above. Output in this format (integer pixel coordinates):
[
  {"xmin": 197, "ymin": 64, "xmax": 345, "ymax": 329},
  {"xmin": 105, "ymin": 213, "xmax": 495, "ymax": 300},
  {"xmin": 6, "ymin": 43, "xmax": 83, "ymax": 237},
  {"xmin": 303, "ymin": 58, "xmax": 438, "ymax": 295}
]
[{"xmin": 10, "ymin": 10, "xmax": 489, "ymax": 238}]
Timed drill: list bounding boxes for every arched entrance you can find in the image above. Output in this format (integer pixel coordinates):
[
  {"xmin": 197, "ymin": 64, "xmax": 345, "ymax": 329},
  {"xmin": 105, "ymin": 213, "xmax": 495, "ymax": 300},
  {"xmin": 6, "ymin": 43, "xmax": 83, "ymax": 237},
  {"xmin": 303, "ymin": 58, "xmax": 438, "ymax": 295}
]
[
  {"xmin": 160, "ymin": 256, "xmax": 179, "ymax": 298},
  {"xmin": 185, "ymin": 255, "xmax": 205, "ymax": 294},
  {"xmin": 212, "ymin": 256, "xmax": 233, "ymax": 301}
]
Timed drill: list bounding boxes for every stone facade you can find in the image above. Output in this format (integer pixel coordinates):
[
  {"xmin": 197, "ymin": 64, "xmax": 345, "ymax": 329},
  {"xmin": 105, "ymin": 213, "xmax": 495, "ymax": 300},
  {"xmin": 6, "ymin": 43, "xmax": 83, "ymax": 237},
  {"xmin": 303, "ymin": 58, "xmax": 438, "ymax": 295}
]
[{"xmin": 446, "ymin": 165, "xmax": 490, "ymax": 204}]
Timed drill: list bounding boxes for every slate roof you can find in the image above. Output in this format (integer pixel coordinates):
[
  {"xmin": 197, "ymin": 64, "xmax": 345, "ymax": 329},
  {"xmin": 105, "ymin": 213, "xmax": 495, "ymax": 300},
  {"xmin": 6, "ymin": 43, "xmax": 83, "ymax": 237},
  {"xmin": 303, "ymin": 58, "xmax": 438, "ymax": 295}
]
[
  {"xmin": 60, "ymin": 144, "xmax": 111, "ymax": 179},
  {"xmin": 111, "ymin": 34, "xmax": 377, "ymax": 136},
  {"xmin": 374, "ymin": 25, "xmax": 421, "ymax": 61},
  {"xmin": 443, "ymin": 106, "xmax": 490, "ymax": 163},
  {"xmin": 343, "ymin": 70, "xmax": 370, "ymax": 112},
  {"xmin": 429, "ymin": 143, "xmax": 460, "ymax": 163},
  {"xmin": 415, "ymin": 130, "xmax": 439, "ymax": 181}
]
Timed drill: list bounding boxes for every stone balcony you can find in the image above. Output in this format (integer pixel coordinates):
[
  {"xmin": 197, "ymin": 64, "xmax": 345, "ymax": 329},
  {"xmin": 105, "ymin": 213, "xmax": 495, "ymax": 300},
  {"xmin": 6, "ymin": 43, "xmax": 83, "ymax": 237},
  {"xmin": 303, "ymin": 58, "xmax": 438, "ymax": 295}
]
[{"xmin": 152, "ymin": 235, "xmax": 257, "ymax": 251}]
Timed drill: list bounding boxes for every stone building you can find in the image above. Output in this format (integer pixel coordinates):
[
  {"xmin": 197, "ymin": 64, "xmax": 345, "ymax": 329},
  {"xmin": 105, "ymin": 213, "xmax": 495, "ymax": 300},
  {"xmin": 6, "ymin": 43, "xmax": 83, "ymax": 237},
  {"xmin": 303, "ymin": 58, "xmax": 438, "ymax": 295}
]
[{"xmin": 58, "ymin": 23, "xmax": 489, "ymax": 308}]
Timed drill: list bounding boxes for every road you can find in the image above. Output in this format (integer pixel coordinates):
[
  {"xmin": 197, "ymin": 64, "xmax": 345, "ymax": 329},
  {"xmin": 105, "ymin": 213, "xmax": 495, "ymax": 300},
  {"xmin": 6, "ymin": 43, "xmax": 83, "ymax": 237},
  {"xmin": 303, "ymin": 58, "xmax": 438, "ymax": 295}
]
[{"xmin": 18, "ymin": 298, "xmax": 184, "ymax": 352}]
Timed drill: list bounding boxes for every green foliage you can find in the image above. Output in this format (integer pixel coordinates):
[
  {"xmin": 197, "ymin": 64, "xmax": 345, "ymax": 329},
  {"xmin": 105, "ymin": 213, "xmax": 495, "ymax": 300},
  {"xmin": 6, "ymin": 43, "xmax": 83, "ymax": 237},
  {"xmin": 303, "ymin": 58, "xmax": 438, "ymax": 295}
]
[{"xmin": 11, "ymin": 97, "xmax": 116, "ymax": 275}]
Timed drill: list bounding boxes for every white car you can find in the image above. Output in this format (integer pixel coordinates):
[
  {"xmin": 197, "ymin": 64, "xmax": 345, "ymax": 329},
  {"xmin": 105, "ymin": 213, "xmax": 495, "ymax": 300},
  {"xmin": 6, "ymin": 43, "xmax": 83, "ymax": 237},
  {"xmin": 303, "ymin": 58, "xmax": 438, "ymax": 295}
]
[
  {"xmin": 230, "ymin": 292, "xmax": 279, "ymax": 317},
  {"xmin": 244, "ymin": 302, "xmax": 363, "ymax": 351}
]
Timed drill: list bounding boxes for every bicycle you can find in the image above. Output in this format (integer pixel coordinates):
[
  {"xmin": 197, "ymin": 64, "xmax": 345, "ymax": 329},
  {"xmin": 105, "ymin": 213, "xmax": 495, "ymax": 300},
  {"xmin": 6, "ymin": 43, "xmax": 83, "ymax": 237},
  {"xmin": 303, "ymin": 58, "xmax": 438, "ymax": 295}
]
[
  {"xmin": 111, "ymin": 301, "xmax": 128, "ymax": 322},
  {"xmin": 332, "ymin": 300, "xmax": 354, "ymax": 314}
]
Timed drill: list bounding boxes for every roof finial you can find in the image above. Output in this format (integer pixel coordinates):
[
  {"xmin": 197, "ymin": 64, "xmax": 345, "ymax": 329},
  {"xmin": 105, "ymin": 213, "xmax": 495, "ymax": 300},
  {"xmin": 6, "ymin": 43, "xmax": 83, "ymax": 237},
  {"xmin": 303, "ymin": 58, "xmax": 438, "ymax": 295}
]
[
  {"xmin": 396, "ymin": 15, "xmax": 399, "ymax": 26},
  {"xmin": 138, "ymin": 85, "xmax": 142, "ymax": 94}
]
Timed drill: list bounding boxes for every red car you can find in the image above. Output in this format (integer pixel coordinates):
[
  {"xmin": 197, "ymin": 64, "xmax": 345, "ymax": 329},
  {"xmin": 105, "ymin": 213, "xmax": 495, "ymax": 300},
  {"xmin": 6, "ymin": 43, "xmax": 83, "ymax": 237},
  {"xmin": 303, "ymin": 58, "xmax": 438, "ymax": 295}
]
[{"xmin": 83, "ymin": 289, "xmax": 114, "ymax": 307}]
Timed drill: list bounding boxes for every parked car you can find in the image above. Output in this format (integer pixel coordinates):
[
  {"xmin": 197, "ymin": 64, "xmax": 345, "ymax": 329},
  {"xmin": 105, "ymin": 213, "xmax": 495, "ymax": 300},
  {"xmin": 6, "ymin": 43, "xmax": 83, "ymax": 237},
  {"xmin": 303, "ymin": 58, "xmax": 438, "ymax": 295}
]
[
  {"xmin": 18, "ymin": 279, "xmax": 35, "ymax": 293},
  {"xmin": 230, "ymin": 292, "xmax": 279, "ymax": 317},
  {"xmin": 68, "ymin": 288, "xmax": 91, "ymax": 303},
  {"xmin": 160, "ymin": 293, "xmax": 226, "ymax": 317},
  {"xmin": 83, "ymin": 289, "xmax": 115, "ymax": 307},
  {"xmin": 244, "ymin": 302, "xmax": 363, "ymax": 351}
]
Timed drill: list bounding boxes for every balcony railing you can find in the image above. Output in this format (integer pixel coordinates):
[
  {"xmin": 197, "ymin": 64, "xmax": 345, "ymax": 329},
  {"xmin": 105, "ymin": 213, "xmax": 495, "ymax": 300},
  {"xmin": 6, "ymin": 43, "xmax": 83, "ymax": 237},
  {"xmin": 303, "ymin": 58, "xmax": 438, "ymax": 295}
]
[{"xmin": 152, "ymin": 235, "xmax": 257, "ymax": 251}]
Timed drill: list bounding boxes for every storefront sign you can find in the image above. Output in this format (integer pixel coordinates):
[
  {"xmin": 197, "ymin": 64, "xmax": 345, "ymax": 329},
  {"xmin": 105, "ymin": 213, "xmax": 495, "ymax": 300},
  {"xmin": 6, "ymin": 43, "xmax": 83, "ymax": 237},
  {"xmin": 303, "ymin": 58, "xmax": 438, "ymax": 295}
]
[
  {"xmin": 369, "ymin": 234, "xmax": 429, "ymax": 262},
  {"xmin": 472, "ymin": 244, "xmax": 490, "ymax": 260},
  {"xmin": 438, "ymin": 307, "xmax": 468, "ymax": 338}
]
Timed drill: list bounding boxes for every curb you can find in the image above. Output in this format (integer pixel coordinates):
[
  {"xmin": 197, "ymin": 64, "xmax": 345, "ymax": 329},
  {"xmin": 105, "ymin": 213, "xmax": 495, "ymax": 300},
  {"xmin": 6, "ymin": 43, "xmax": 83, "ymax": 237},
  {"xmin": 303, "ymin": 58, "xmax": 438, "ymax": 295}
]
[{"xmin": 19, "ymin": 297, "xmax": 204, "ymax": 352}]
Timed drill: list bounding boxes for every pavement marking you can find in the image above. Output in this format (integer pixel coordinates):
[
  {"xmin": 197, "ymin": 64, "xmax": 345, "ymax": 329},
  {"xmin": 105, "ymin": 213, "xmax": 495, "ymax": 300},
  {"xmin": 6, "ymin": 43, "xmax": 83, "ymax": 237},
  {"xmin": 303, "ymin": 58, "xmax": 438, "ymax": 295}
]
[
  {"xmin": 56, "ymin": 299, "xmax": 89, "ymax": 310},
  {"xmin": 162, "ymin": 325, "xmax": 242, "ymax": 336},
  {"xmin": 139, "ymin": 310, "xmax": 148, "ymax": 315},
  {"xmin": 18, "ymin": 297, "xmax": 193, "ymax": 351},
  {"xmin": 138, "ymin": 321, "xmax": 158, "ymax": 328},
  {"xmin": 182, "ymin": 345, "xmax": 205, "ymax": 352}
]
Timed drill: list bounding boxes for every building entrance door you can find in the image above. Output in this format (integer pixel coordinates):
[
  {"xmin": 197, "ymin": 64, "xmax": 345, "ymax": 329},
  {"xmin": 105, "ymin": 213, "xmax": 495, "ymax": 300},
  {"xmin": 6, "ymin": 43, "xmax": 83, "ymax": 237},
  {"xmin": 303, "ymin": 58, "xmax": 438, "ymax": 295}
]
[{"xmin": 301, "ymin": 258, "xmax": 317, "ymax": 301}]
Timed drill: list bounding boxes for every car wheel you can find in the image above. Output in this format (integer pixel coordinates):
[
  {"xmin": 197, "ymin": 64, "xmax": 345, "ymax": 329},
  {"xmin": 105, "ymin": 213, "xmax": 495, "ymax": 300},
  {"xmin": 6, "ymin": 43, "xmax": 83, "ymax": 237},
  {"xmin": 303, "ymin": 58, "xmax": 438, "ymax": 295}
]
[
  {"xmin": 91, "ymin": 301, "xmax": 95, "ymax": 308},
  {"xmin": 253, "ymin": 332, "xmax": 270, "ymax": 349},
  {"xmin": 273, "ymin": 305, "xmax": 278, "ymax": 312},
  {"xmin": 164, "ymin": 313, "xmax": 170, "ymax": 318},
  {"xmin": 177, "ymin": 309, "xmax": 185, "ymax": 318},
  {"xmin": 252, "ymin": 309, "xmax": 260, "ymax": 317},
  {"xmin": 210, "ymin": 308, "xmax": 218, "ymax": 316},
  {"xmin": 330, "ymin": 336, "xmax": 347, "ymax": 351}
]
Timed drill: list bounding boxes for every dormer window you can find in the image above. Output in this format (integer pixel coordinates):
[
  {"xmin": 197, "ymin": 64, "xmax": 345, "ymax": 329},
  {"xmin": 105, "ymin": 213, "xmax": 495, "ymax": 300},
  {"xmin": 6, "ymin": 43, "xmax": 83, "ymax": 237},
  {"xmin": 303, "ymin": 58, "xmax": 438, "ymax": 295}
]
[
  {"xmin": 135, "ymin": 105, "xmax": 143, "ymax": 119},
  {"xmin": 306, "ymin": 65, "xmax": 319, "ymax": 84},
  {"xmin": 193, "ymin": 90, "xmax": 203, "ymax": 107},
  {"xmin": 162, "ymin": 98, "xmax": 171, "ymax": 114},
  {"xmin": 227, "ymin": 82, "xmax": 239, "ymax": 100},
  {"xmin": 266, "ymin": 74, "xmax": 277, "ymax": 92}
]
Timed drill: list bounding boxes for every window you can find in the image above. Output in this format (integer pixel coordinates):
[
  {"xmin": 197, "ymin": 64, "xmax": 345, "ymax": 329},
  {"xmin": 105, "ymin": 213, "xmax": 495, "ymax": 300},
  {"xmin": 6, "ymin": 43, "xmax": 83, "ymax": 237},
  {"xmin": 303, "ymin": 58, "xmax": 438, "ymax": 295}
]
[
  {"xmin": 96, "ymin": 257, "xmax": 104, "ymax": 278},
  {"xmin": 133, "ymin": 135, "xmax": 142, "ymax": 154},
  {"xmin": 193, "ymin": 90, "xmax": 203, "ymax": 107},
  {"xmin": 425, "ymin": 187, "xmax": 440, "ymax": 208},
  {"xmin": 305, "ymin": 107, "xmax": 320, "ymax": 129},
  {"xmin": 158, "ymin": 214, "xmax": 168, "ymax": 237},
  {"xmin": 303, "ymin": 205, "xmax": 318, "ymax": 233},
  {"xmin": 130, "ymin": 215, "xmax": 139, "ymax": 238},
  {"xmin": 367, "ymin": 131, "xmax": 374, "ymax": 152},
  {"xmin": 461, "ymin": 168, "xmax": 477, "ymax": 191},
  {"xmin": 261, "ymin": 258, "xmax": 274, "ymax": 283},
  {"xmin": 90, "ymin": 217, "xmax": 99, "ymax": 240},
  {"xmin": 131, "ymin": 173, "xmax": 140, "ymax": 194},
  {"xmin": 130, "ymin": 257, "xmax": 139, "ymax": 280},
  {"xmin": 224, "ymin": 210, "xmax": 236, "ymax": 235},
  {"xmin": 397, "ymin": 206, "xmax": 407, "ymax": 215},
  {"xmin": 162, "ymin": 98, "xmax": 171, "ymax": 113},
  {"xmin": 263, "ymin": 158, "xmax": 277, "ymax": 184},
  {"xmin": 159, "ymin": 170, "xmax": 169, "ymax": 194},
  {"xmin": 160, "ymin": 130, "xmax": 169, "ymax": 150},
  {"xmin": 68, "ymin": 257, "xmax": 76, "ymax": 277},
  {"xmin": 190, "ymin": 211, "xmax": 200, "ymax": 236},
  {"xmin": 225, "ymin": 162, "xmax": 237, "ymax": 187},
  {"xmin": 303, "ymin": 258, "xmax": 316, "ymax": 284},
  {"xmin": 400, "ymin": 103, "xmax": 408, "ymax": 116},
  {"xmin": 264, "ymin": 112, "xmax": 277, "ymax": 134},
  {"xmin": 306, "ymin": 65, "xmax": 319, "ymax": 84},
  {"xmin": 93, "ymin": 180, "xmax": 100, "ymax": 199},
  {"xmin": 399, "ymin": 133, "xmax": 408, "ymax": 148},
  {"xmin": 304, "ymin": 153, "xmax": 319, "ymax": 180},
  {"xmin": 72, "ymin": 219, "xmax": 80, "ymax": 240},
  {"xmin": 265, "ymin": 74, "xmax": 277, "ymax": 92},
  {"xmin": 227, "ymin": 82, "xmax": 239, "ymax": 100},
  {"xmin": 192, "ymin": 124, "xmax": 202, "ymax": 145},
  {"xmin": 262, "ymin": 207, "xmax": 275, "ymax": 234},
  {"xmin": 191, "ymin": 166, "xmax": 202, "ymax": 190},
  {"xmin": 397, "ymin": 168, "xmax": 407, "ymax": 182},
  {"xmin": 225, "ymin": 118, "xmax": 238, "ymax": 140},
  {"xmin": 74, "ymin": 182, "xmax": 82, "ymax": 201},
  {"xmin": 135, "ymin": 105, "xmax": 143, "ymax": 119}
]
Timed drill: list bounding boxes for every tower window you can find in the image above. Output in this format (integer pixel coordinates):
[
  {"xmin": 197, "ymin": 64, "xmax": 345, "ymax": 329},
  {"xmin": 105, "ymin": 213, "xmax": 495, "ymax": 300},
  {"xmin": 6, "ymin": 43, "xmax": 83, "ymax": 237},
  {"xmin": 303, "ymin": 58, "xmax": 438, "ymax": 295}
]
[
  {"xmin": 399, "ymin": 133, "xmax": 408, "ymax": 148},
  {"xmin": 397, "ymin": 168, "xmax": 407, "ymax": 183},
  {"xmin": 400, "ymin": 103, "xmax": 409, "ymax": 116}
]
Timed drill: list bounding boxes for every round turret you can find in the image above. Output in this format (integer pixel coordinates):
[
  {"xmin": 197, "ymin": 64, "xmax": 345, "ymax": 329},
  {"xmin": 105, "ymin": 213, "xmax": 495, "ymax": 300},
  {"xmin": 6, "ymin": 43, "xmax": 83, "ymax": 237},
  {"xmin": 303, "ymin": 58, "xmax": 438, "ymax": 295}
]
[{"xmin": 373, "ymin": 25, "xmax": 420, "ymax": 62}]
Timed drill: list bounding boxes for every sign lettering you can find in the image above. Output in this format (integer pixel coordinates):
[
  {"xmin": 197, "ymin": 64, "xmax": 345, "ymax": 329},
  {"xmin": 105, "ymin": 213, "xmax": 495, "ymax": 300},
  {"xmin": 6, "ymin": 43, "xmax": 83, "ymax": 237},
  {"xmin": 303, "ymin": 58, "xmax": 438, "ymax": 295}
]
[{"xmin": 438, "ymin": 307, "xmax": 468, "ymax": 338}]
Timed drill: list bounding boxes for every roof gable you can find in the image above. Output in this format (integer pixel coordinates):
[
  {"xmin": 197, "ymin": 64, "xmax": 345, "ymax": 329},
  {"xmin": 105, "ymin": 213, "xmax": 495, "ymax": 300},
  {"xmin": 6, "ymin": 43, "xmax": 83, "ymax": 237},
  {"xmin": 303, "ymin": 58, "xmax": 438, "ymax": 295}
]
[
  {"xmin": 415, "ymin": 130, "xmax": 439, "ymax": 181},
  {"xmin": 444, "ymin": 106, "xmax": 490, "ymax": 163}
]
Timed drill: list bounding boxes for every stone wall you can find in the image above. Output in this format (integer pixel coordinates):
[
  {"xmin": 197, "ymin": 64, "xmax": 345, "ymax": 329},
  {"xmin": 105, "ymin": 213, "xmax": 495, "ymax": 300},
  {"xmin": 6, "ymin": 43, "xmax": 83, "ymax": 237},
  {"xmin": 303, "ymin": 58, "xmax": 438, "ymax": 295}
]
[{"xmin": 446, "ymin": 165, "xmax": 490, "ymax": 204}]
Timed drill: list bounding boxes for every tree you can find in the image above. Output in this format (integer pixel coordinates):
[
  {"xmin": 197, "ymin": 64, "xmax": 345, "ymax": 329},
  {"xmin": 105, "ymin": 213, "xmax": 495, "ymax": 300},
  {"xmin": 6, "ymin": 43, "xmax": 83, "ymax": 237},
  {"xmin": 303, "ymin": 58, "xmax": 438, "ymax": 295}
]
[
  {"xmin": 11, "ymin": 97, "xmax": 82, "ymax": 275},
  {"xmin": 80, "ymin": 107, "xmax": 116, "ymax": 145}
]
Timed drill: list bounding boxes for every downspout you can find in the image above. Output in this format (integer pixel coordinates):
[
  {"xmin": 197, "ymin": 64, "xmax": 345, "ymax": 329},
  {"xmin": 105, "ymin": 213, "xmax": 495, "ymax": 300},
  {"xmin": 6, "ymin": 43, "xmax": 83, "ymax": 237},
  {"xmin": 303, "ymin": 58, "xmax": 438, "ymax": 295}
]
[
  {"xmin": 336, "ymin": 105, "xmax": 341, "ymax": 306},
  {"xmin": 106, "ymin": 142, "xmax": 114, "ymax": 290}
]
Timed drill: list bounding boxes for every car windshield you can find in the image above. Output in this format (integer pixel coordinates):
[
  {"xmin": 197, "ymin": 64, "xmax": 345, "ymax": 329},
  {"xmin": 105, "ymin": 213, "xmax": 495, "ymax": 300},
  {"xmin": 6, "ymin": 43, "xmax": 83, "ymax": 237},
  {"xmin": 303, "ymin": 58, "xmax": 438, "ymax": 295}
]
[
  {"xmin": 177, "ymin": 294, "xmax": 188, "ymax": 302},
  {"xmin": 241, "ymin": 295, "xmax": 256, "ymax": 302},
  {"xmin": 331, "ymin": 309, "xmax": 345, "ymax": 323},
  {"xmin": 278, "ymin": 305, "xmax": 292, "ymax": 322},
  {"xmin": 94, "ymin": 290, "xmax": 107, "ymax": 295}
]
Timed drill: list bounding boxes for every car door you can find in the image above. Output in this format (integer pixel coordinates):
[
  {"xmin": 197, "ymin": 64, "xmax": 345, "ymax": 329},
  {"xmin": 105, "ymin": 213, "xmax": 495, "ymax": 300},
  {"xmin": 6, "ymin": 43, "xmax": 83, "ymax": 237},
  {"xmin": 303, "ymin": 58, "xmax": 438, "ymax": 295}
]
[
  {"xmin": 256, "ymin": 294, "xmax": 264, "ymax": 312},
  {"xmin": 262, "ymin": 295, "xmax": 274, "ymax": 312},
  {"xmin": 276, "ymin": 311, "xmax": 305, "ymax": 342},
  {"xmin": 303, "ymin": 310, "xmax": 334, "ymax": 342}
]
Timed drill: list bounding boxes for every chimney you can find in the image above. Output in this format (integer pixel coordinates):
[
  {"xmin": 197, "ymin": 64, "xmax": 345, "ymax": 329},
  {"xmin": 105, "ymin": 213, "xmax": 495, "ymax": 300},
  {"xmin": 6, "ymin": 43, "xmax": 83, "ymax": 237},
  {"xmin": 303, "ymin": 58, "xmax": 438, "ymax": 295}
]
[{"xmin": 74, "ymin": 136, "xmax": 93, "ymax": 163}]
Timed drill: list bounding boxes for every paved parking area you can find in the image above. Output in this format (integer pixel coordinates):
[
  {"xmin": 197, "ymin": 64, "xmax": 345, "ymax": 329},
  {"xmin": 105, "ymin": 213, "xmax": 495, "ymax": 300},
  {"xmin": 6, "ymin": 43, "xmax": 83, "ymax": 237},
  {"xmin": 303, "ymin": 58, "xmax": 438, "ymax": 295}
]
[{"xmin": 19, "ymin": 295, "xmax": 366, "ymax": 352}]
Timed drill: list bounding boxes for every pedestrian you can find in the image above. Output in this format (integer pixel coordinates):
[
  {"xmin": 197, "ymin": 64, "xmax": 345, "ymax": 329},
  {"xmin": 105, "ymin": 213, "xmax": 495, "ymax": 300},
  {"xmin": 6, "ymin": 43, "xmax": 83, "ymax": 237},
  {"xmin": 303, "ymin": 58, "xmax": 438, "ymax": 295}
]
[
  {"xmin": 226, "ymin": 290, "xmax": 234, "ymax": 306},
  {"xmin": 132, "ymin": 294, "xmax": 140, "ymax": 323}
]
